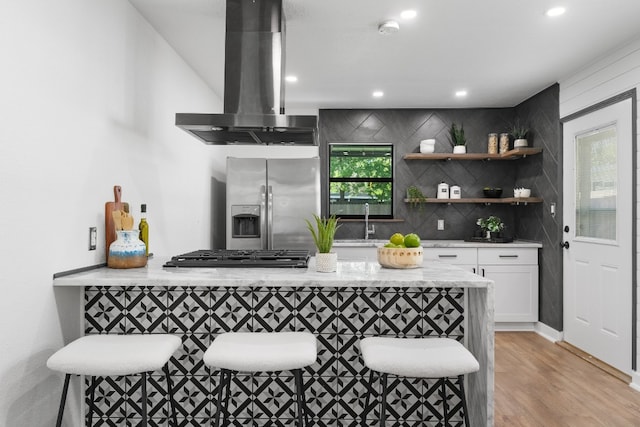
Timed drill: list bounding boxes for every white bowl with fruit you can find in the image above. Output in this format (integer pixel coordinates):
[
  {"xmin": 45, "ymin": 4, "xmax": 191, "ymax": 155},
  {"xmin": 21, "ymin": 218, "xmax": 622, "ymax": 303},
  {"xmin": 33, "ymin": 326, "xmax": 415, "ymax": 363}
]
[{"xmin": 377, "ymin": 233, "xmax": 423, "ymax": 269}]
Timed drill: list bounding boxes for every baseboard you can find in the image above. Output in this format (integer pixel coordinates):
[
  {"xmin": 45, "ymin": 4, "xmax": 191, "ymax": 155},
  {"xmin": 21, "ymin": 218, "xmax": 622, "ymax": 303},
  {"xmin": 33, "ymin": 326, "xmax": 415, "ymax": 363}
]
[
  {"xmin": 534, "ymin": 322, "xmax": 563, "ymax": 342},
  {"xmin": 631, "ymin": 371, "xmax": 640, "ymax": 392},
  {"xmin": 495, "ymin": 322, "xmax": 536, "ymax": 331}
]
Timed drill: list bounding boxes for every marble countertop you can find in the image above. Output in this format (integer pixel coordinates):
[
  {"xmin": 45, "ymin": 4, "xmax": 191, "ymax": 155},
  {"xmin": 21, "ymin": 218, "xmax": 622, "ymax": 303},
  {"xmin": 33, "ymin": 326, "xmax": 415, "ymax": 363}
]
[
  {"xmin": 53, "ymin": 256, "xmax": 493, "ymax": 289},
  {"xmin": 334, "ymin": 239, "xmax": 542, "ymax": 248}
]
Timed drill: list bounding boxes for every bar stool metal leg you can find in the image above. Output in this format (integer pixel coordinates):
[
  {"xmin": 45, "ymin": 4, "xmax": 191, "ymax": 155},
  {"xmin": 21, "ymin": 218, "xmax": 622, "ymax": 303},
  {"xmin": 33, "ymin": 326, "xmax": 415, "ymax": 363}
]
[
  {"xmin": 214, "ymin": 369, "xmax": 228, "ymax": 427},
  {"xmin": 163, "ymin": 364, "xmax": 178, "ymax": 426},
  {"xmin": 361, "ymin": 369, "xmax": 375, "ymax": 427},
  {"xmin": 141, "ymin": 372, "xmax": 148, "ymax": 426},
  {"xmin": 458, "ymin": 374, "xmax": 470, "ymax": 427},
  {"xmin": 379, "ymin": 373, "xmax": 388, "ymax": 427},
  {"xmin": 293, "ymin": 369, "xmax": 309, "ymax": 426},
  {"xmin": 87, "ymin": 376, "xmax": 102, "ymax": 427},
  {"xmin": 55, "ymin": 374, "xmax": 71, "ymax": 427},
  {"xmin": 440, "ymin": 378, "xmax": 448, "ymax": 427}
]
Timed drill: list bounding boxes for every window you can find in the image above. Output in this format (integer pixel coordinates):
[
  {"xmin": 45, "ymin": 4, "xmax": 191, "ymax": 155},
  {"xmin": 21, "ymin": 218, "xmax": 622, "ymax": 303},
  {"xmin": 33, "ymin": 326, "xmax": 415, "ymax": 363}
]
[{"xmin": 328, "ymin": 143, "xmax": 393, "ymax": 218}]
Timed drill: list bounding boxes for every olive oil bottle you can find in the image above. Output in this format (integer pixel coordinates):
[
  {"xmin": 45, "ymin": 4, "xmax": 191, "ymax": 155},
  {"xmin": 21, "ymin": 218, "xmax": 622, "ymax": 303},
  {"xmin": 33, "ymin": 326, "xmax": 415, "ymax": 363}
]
[{"xmin": 138, "ymin": 204, "xmax": 149, "ymax": 256}]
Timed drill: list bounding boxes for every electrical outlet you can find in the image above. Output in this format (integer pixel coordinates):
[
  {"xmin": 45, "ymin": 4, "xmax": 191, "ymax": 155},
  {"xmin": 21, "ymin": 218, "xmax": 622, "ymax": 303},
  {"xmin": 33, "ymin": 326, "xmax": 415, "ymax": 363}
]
[
  {"xmin": 437, "ymin": 219, "xmax": 445, "ymax": 230},
  {"xmin": 89, "ymin": 227, "xmax": 97, "ymax": 250}
]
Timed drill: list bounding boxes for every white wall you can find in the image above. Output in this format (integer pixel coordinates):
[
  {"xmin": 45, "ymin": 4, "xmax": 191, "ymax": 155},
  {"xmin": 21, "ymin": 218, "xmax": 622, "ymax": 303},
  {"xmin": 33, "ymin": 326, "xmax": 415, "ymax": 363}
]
[
  {"xmin": 559, "ymin": 35, "xmax": 640, "ymax": 388},
  {"xmin": 0, "ymin": 1, "xmax": 222, "ymax": 425}
]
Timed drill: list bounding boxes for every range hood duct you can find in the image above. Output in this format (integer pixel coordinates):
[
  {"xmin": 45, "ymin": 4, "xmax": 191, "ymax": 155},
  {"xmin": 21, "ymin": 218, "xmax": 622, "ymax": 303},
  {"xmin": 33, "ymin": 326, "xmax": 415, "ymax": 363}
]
[{"xmin": 175, "ymin": 0, "xmax": 317, "ymax": 145}]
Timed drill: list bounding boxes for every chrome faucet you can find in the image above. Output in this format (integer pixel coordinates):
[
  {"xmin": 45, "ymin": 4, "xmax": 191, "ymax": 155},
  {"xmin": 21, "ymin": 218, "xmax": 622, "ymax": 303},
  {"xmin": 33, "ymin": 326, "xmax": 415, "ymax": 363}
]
[{"xmin": 364, "ymin": 203, "xmax": 375, "ymax": 239}]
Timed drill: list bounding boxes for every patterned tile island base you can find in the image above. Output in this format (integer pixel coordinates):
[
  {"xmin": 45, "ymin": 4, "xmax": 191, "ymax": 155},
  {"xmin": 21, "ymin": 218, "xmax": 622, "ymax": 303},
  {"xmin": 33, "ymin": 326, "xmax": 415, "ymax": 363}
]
[{"xmin": 56, "ymin": 258, "xmax": 494, "ymax": 426}]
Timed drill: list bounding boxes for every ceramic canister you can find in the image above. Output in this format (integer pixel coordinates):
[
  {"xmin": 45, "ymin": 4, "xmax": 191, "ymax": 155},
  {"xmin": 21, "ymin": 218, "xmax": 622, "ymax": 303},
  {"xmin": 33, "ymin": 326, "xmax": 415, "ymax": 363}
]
[
  {"xmin": 437, "ymin": 182, "xmax": 450, "ymax": 199},
  {"xmin": 420, "ymin": 139, "xmax": 436, "ymax": 153},
  {"xmin": 108, "ymin": 230, "xmax": 147, "ymax": 268},
  {"xmin": 450, "ymin": 185, "xmax": 461, "ymax": 199}
]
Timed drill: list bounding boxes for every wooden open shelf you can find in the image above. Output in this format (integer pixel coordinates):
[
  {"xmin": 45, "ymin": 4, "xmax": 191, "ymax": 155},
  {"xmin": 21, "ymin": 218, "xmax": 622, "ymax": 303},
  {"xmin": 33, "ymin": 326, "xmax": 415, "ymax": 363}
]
[
  {"xmin": 404, "ymin": 197, "xmax": 543, "ymax": 205},
  {"xmin": 403, "ymin": 147, "xmax": 542, "ymax": 161}
]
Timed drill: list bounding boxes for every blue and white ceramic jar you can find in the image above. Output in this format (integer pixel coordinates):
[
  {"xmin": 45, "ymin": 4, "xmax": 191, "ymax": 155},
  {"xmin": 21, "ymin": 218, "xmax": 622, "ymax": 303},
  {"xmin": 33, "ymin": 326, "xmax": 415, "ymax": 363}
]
[{"xmin": 108, "ymin": 230, "xmax": 147, "ymax": 269}]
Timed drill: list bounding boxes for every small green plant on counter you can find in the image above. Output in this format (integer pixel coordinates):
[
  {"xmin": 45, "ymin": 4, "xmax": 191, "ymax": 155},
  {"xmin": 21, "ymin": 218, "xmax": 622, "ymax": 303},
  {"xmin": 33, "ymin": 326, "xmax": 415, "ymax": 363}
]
[
  {"xmin": 407, "ymin": 185, "xmax": 428, "ymax": 210},
  {"xmin": 476, "ymin": 215, "xmax": 505, "ymax": 232},
  {"xmin": 448, "ymin": 123, "xmax": 467, "ymax": 147},
  {"xmin": 305, "ymin": 214, "xmax": 341, "ymax": 253}
]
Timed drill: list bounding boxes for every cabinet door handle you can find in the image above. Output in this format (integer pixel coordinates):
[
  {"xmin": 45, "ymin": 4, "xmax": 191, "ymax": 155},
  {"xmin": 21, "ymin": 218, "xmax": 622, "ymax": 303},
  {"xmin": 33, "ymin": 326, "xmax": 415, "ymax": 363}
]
[
  {"xmin": 472, "ymin": 267, "xmax": 476, "ymax": 274},
  {"xmin": 481, "ymin": 268, "xmax": 485, "ymax": 276},
  {"xmin": 438, "ymin": 254, "xmax": 458, "ymax": 258},
  {"xmin": 498, "ymin": 255, "xmax": 519, "ymax": 258}
]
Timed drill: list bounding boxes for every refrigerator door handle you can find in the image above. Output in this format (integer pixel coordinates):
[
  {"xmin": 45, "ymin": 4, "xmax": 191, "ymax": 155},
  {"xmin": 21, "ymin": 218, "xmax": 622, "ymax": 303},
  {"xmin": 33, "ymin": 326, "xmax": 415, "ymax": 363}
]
[
  {"xmin": 260, "ymin": 185, "xmax": 267, "ymax": 250},
  {"xmin": 267, "ymin": 185, "xmax": 274, "ymax": 250}
]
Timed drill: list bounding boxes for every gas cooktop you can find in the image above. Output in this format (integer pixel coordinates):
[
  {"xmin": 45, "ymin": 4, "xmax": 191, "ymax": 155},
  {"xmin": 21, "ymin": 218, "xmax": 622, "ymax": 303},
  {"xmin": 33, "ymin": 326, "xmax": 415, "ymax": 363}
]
[{"xmin": 163, "ymin": 249, "xmax": 310, "ymax": 268}]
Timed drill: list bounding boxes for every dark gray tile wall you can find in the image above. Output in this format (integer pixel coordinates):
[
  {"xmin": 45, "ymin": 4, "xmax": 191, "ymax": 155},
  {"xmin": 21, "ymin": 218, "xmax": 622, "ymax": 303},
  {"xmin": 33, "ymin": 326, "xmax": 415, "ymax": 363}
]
[
  {"xmin": 319, "ymin": 84, "xmax": 563, "ymax": 331},
  {"xmin": 514, "ymin": 84, "xmax": 562, "ymax": 330}
]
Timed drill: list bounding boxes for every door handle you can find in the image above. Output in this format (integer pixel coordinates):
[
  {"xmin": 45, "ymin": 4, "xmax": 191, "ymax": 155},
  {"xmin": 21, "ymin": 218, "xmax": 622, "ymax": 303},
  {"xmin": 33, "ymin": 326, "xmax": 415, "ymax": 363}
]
[{"xmin": 560, "ymin": 241, "xmax": 570, "ymax": 249}]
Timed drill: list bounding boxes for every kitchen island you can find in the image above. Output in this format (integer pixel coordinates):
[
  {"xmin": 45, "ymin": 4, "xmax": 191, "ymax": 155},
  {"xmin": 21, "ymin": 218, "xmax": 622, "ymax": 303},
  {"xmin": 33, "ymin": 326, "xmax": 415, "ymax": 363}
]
[{"xmin": 54, "ymin": 257, "xmax": 494, "ymax": 426}]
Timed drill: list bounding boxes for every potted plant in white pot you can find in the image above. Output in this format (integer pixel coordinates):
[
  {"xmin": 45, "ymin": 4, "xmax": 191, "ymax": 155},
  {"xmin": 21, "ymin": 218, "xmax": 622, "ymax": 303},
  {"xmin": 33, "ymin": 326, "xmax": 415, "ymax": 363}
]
[
  {"xmin": 510, "ymin": 121, "xmax": 530, "ymax": 148},
  {"xmin": 305, "ymin": 214, "xmax": 341, "ymax": 272},
  {"xmin": 449, "ymin": 123, "xmax": 467, "ymax": 154},
  {"xmin": 477, "ymin": 215, "xmax": 505, "ymax": 240}
]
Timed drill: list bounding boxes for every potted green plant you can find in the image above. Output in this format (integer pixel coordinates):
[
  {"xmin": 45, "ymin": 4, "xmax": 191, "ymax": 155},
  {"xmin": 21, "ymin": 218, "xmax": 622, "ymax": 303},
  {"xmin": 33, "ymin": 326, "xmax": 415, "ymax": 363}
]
[
  {"xmin": 476, "ymin": 215, "xmax": 505, "ymax": 239},
  {"xmin": 406, "ymin": 185, "xmax": 428, "ymax": 210},
  {"xmin": 305, "ymin": 214, "xmax": 341, "ymax": 272},
  {"xmin": 510, "ymin": 121, "xmax": 530, "ymax": 148},
  {"xmin": 449, "ymin": 123, "xmax": 467, "ymax": 154}
]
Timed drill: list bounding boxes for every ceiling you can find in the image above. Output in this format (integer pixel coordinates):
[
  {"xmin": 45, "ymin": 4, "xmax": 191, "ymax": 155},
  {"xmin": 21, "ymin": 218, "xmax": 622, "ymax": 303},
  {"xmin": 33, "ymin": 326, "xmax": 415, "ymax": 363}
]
[{"xmin": 129, "ymin": 0, "xmax": 640, "ymax": 110}]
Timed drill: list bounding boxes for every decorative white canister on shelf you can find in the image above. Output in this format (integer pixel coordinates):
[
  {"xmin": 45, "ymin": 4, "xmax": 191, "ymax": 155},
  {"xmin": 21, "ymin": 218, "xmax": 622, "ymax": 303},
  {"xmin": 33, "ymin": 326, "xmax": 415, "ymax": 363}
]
[
  {"xmin": 420, "ymin": 139, "xmax": 436, "ymax": 153},
  {"xmin": 315, "ymin": 252, "xmax": 338, "ymax": 273},
  {"xmin": 450, "ymin": 185, "xmax": 461, "ymax": 199},
  {"xmin": 437, "ymin": 182, "xmax": 450, "ymax": 199}
]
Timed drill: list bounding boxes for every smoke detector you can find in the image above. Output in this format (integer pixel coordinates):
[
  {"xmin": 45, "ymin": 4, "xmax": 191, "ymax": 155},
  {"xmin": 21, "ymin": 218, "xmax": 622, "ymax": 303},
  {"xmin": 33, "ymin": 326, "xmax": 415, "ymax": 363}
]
[{"xmin": 378, "ymin": 20, "xmax": 399, "ymax": 35}]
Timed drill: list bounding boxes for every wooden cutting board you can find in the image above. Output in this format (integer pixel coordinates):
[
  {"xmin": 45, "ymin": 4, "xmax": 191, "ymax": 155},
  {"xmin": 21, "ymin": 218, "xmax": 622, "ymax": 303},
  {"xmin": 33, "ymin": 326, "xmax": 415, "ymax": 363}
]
[{"xmin": 105, "ymin": 185, "xmax": 129, "ymax": 260}]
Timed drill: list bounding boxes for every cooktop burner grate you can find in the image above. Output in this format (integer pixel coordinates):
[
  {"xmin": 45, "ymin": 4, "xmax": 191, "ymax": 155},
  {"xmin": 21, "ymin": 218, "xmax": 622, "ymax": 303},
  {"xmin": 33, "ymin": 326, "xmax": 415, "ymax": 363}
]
[{"xmin": 163, "ymin": 249, "xmax": 310, "ymax": 268}]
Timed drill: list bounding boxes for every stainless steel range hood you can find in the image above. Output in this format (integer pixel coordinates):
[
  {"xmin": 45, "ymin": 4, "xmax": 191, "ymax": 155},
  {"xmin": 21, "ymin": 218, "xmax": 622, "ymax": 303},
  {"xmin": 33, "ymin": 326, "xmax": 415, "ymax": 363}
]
[{"xmin": 176, "ymin": 0, "xmax": 317, "ymax": 146}]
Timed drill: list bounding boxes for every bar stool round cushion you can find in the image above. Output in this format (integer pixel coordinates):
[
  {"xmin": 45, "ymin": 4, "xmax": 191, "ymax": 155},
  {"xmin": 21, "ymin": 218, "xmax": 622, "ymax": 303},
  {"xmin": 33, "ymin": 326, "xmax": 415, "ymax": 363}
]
[
  {"xmin": 47, "ymin": 334, "xmax": 182, "ymax": 376},
  {"xmin": 360, "ymin": 337, "xmax": 479, "ymax": 378},
  {"xmin": 204, "ymin": 332, "xmax": 317, "ymax": 372}
]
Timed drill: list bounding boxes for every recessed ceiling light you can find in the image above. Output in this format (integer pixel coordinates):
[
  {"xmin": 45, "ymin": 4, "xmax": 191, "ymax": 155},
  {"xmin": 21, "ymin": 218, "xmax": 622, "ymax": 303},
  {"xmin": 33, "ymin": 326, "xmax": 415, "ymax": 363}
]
[
  {"xmin": 285, "ymin": 75, "xmax": 298, "ymax": 83},
  {"xmin": 455, "ymin": 90, "xmax": 467, "ymax": 97},
  {"xmin": 545, "ymin": 7, "xmax": 566, "ymax": 17},
  {"xmin": 373, "ymin": 91, "xmax": 384, "ymax": 98},
  {"xmin": 400, "ymin": 10, "xmax": 417, "ymax": 20}
]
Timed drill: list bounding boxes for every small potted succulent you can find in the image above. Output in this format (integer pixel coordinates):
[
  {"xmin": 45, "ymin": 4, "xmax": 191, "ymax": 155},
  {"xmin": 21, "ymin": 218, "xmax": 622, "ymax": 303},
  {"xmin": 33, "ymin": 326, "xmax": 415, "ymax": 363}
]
[
  {"xmin": 305, "ymin": 214, "xmax": 341, "ymax": 272},
  {"xmin": 449, "ymin": 123, "xmax": 467, "ymax": 154},
  {"xmin": 510, "ymin": 121, "xmax": 530, "ymax": 148},
  {"xmin": 477, "ymin": 215, "xmax": 505, "ymax": 240}
]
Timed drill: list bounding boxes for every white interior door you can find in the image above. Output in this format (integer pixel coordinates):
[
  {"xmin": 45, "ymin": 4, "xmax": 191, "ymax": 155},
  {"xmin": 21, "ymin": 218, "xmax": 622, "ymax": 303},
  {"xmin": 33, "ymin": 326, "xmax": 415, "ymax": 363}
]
[{"xmin": 562, "ymin": 98, "xmax": 633, "ymax": 374}]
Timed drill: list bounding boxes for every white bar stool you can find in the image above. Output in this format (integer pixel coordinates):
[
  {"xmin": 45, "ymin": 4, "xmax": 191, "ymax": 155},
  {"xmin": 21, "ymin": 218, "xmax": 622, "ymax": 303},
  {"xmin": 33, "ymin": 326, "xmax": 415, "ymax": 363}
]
[
  {"xmin": 203, "ymin": 331, "xmax": 317, "ymax": 426},
  {"xmin": 360, "ymin": 337, "xmax": 479, "ymax": 426},
  {"xmin": 47, "ymin": 334, "xmax": 182, "ymax": 427}
]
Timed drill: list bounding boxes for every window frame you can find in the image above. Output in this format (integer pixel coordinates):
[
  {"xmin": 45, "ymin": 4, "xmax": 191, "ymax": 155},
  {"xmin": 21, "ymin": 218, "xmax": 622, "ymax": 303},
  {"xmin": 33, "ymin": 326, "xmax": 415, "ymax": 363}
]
[{"xmin": 327, "ymin": 142, "xmax": 395, "ymax": 219}]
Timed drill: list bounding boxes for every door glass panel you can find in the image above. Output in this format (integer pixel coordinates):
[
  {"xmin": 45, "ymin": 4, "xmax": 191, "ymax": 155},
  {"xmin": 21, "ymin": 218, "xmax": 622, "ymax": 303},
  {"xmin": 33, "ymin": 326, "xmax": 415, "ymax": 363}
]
[{"xmin": 575, "ymin": 124, "xmax": 617, "ymax": 240}]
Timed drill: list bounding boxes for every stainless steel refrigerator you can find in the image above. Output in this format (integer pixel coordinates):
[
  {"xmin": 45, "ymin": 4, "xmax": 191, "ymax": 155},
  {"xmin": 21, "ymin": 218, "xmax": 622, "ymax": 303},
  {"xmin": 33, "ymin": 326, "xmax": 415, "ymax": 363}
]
[{"xmin": 226, "ymin": 157, "xmax": 321, "ymax": 251}]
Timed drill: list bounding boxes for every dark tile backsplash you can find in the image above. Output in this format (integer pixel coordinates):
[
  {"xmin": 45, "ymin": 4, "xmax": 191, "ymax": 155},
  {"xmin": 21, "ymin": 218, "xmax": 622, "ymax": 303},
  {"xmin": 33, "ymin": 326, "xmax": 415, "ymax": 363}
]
[{"xmin": 319, "ymin": 83, "xmax": 562, "ymax": 330}]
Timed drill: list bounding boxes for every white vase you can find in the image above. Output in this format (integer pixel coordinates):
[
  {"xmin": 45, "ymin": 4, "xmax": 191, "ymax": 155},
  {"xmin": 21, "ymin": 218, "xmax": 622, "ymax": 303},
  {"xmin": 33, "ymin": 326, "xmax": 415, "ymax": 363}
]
[
  {"xmin": 315, "ymin": 252, "xmax": 337, "ymax": 272},
  {"xmin": 453, "ymin": 145, "xmax": 466, "ymax": 154},
  {"xmin": 514, "ymin": 139, "xmax": 528, "ymax": 148}
]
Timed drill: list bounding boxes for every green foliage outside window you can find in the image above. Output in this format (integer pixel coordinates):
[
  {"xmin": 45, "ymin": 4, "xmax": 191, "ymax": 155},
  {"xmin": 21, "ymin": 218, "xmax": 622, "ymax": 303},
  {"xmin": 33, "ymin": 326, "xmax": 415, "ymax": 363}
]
[{"xmin": 329, "ymin": 144, "xmax": 393, "ymax": 218}]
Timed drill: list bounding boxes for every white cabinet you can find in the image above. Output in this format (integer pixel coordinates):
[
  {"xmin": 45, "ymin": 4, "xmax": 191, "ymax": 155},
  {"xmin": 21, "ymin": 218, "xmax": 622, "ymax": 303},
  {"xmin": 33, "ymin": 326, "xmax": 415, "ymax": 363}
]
[
  {"xmin": 423, "ymin": 248, "xmax": 477, "ymax": 274},
  {"xmin": 478, "ymin": 248, "xmax": 539, "ymax": 323},
  {"xmin": 424, "ymin": 246, "xmax": 539, "ymax": 327},
  {"xmin": 332, "ymin": 246, "xmax": 377, "ymax": 261}
]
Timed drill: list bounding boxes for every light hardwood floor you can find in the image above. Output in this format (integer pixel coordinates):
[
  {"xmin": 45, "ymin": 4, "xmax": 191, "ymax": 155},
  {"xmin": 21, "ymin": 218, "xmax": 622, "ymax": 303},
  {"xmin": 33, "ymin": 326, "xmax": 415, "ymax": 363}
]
[{"xmin": 495, "ymin": 332, "xmax": 640, "ymax": 426}]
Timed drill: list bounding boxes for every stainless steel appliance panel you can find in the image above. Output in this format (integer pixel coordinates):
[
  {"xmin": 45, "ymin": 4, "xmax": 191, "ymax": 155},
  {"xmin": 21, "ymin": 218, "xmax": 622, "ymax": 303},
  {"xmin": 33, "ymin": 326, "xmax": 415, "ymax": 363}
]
[
  {"xmin": 226, "ymin": 157, "xmax": 320, "ymax": 250},
  {"xmin": 268, "ymin": 158, "xmax": 320, "ymax": 251},
  {"xmin": 227, "ymin": 157, "xmax": 266, "ymax": 249}
]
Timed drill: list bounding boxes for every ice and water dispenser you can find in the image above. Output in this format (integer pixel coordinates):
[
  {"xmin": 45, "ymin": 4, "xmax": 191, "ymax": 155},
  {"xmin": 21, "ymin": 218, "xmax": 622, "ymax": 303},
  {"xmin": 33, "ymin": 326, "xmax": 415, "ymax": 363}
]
[{"xmin": 231, "ymin": 205, "xmax": 261, "ymax": 238}]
